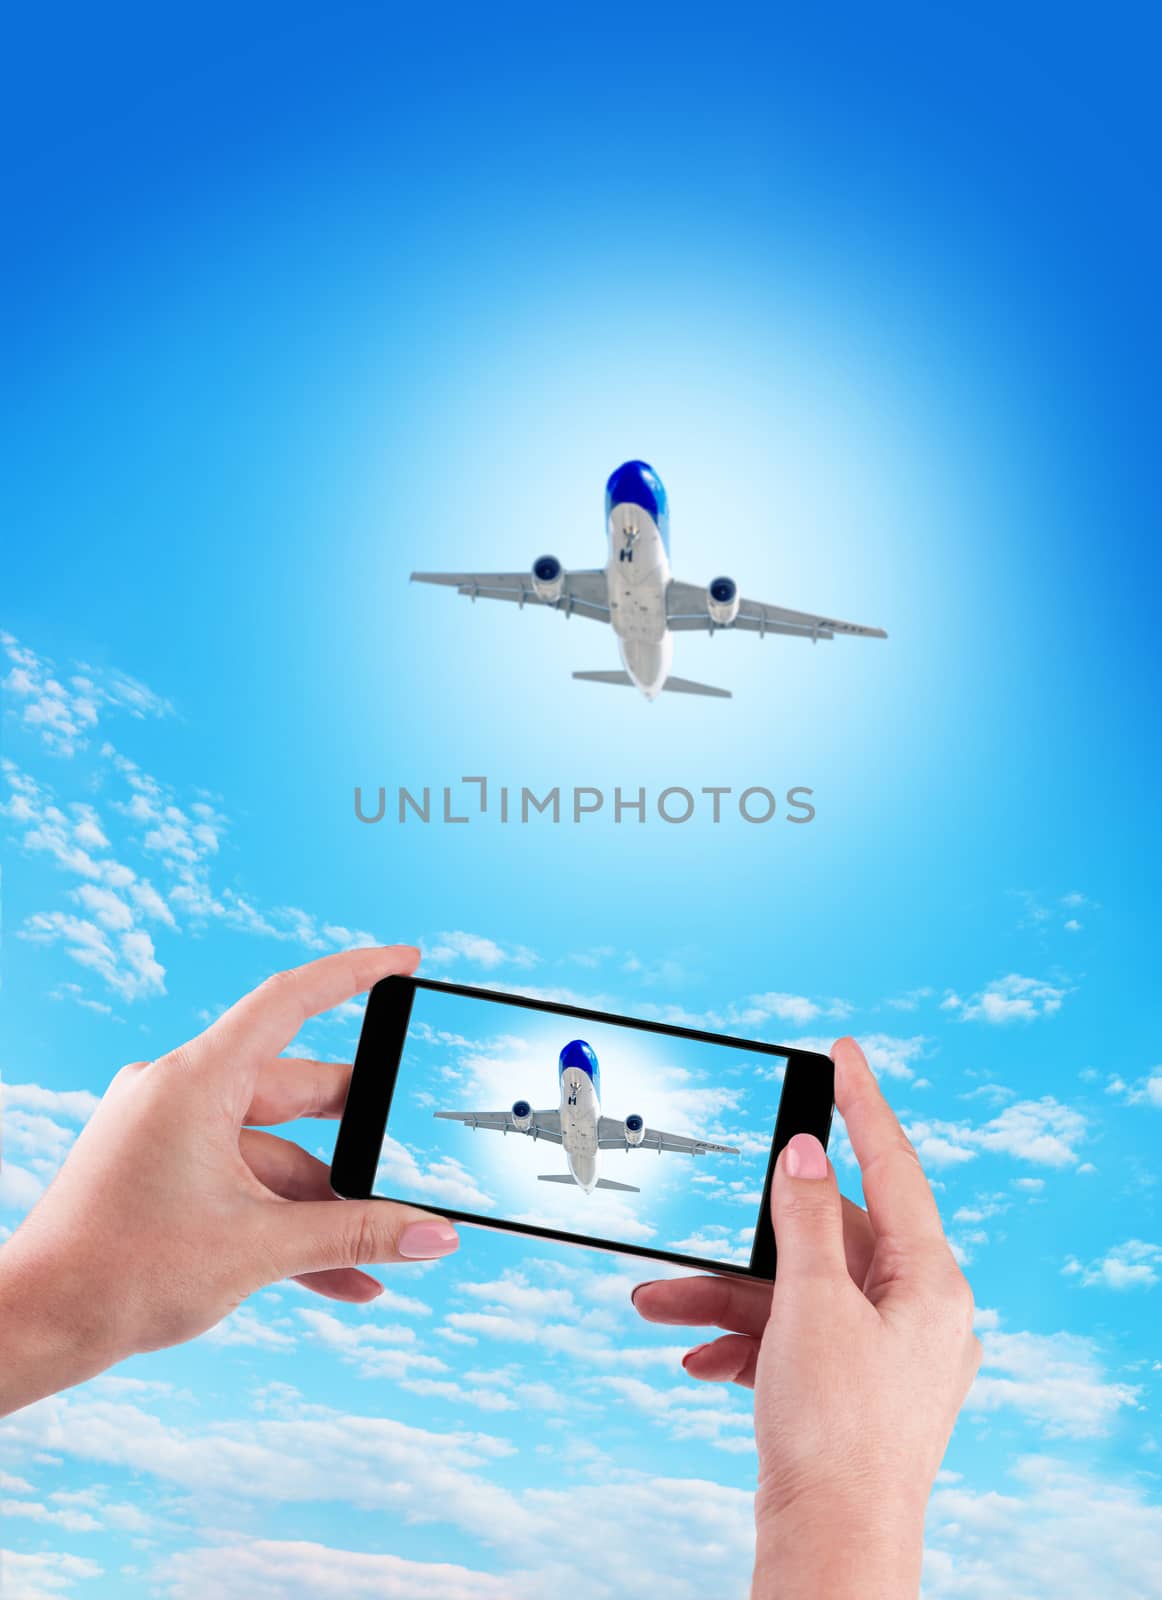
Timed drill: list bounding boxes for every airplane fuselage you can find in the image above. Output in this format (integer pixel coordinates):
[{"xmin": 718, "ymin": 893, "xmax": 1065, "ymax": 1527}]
[
  {"xmin": 604, "ymin": 460, "xmax": 674, "ymax": 701},
  {"xmin": 559, "ymin": 1062, "xmax": 602, "ymax": 1192}
]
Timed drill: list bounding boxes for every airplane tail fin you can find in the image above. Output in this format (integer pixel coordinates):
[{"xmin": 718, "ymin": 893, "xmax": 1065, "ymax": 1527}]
[
  {"xmin": 537, "ymin": 1174, "xmax": 641, "ymax": 1193},
  {"xmin": 572, "ymin": 670, "xmax": 731, "ymax": 700}
]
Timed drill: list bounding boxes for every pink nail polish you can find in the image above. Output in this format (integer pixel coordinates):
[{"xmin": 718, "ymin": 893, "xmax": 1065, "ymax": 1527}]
[
  {"xmin": 784, "ymin": 1132, "xmax": 828, "ymax": 1180},
  {"xmin": 398, "ymin": 1221, "xmax": 459, "ymax": 1259}
]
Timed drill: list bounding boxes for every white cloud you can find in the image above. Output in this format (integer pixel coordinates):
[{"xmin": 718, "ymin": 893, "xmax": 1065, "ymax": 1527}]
[
  {"xmin": 297, "ymin": 1308, "xmax": 450, "ymax": 1380},
  {"xmin": 0, "ymin": 1160, "xmax": 45, "ymax": 1210},
  {"xmin": 1, "ymin": 632, "xmax": 170, "ymax": 755},
  {"xmin": 377, "ymin": 1134, "xmax": 497, "ymax": 1212},
  {"xmin": 904, "ymin": 1097, "xmax": 1088, "ymax": 1170},
  {"xmin": 733, "ymin": 992, "xmax": 850, "ymax": 1027},
  {"xmin": 49, "ymin": 982, "xmax": 118, "ymax": 1016},
  {"xmin": 790, "ymin": 1032, "xmax": 927, "ymax": 1080},
  {"xmin": 1063, "ymin": 1240, "xmax": 1162, "ymax": 1291},
  {"xmin": 924, "ymin": 1455, "xmax": 1162, "ymax": 1600},
  {"xmin": 885, "ymin": 986, "xmax": 934, "ymax": 1011},
  {"xmin": 157, "ymin": 1541, "xmax": 512, "ymax": 1600},
  {"xmin": 971, "ymin": 1098, "xmax": 1087, "ymax": 1166},
  {"xmin": 22, "ymin": 911, "xmax": 166, "ymax": 1000},
  {"xmin": 0, "ymin": 1495, "xmax": 100, "ymax": 1532},
  {"xmin": 1107, "ymin": 1070, "xmax": 1162, "ymax": 1109},
  {"xmin": 668, "ymin": 1228, "xmax": 751, "ymax": 1265},
  {"xmin": 204, "ymin": 1306, "xmax": 297, "ymax": 1350},
  {"xmin": 2, "ymin": 1082, "xmax": 100, "ymax": 1121},
  {"xmin": 0, "ymin": 1549, "xmax": 101, "ymax": 1598},
  {"xmin": 3, "ymin": 744, "xmax": 383, "ymax": 1006},
  {"xmin": 941, "ymin": 974, "xmax": 1068, "ymax": 1024},
  {"xmin": 4, "ymin": 1392, "xmax": 520, "ymax": 1542},
  {"xmin": 967, "ymin": 1327, "xmax": 1139, "ymax": 1437},
  {"xmin": 459, "ymin": 1273, "xmax": 579, "ymax": 1319},
  {"xmin": 152, "ymin": 1475, "xmax": 755, "ymax": 1600},
  {"xmin": 600, "ymin": 1375, "xmax": 754, "ymax": 1453},
  {"xmin": 443, "ymin": 1312, "xmax": 687, "ymax": 1372},
  {"xmin": 1, "ymin": 1081, "xmax": 100, "ymax": 1210},
  {"xmin": 398, "ymin": 1377, "xmax": 518, "ymax": 1413},
  {"xmin": 424, "ymin": 932, "xmax": 539, "ymax": 970}
]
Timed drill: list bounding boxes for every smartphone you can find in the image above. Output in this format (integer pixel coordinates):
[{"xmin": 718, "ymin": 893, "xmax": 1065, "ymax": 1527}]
[{"xmin": 331, "ymin": 975, "xmax": 834, "ymax": 1279}]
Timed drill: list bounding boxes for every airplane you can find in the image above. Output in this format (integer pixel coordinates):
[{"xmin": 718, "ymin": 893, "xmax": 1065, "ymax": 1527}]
[
  {"xmin": 411, "ymin": 459, "xmax": 887, "ymax": 701},
  {"xmin": 433, "ymin": 1037, "xmax": 738, "ymax": 1194}
]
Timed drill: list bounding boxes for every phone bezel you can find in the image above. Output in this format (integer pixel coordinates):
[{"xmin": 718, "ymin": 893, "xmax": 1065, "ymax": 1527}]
[{"xmin": 330, "ymin": 974, "xmax": 834, "ymax": 1280}]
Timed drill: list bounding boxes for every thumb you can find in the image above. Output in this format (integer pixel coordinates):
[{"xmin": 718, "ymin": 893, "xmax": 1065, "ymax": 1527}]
[
  {"xmin": 264, "ymin": 1198, "xmax": 460, "ymax": 1281},
  {"xmin": 771, "ymin": 1133, "xmax": 848, "ymax": 1287}
]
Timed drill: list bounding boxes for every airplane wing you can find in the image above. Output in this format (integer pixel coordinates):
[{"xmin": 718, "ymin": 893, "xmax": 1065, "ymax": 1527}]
[
  {"xmin": 665, "ymin": 580, "xmax": 887, "ymax": 641},
  {"xmin": 434, "ymin": 1108, "xmax": 563, "ymax": 1144},
  {"xmin": 411, "ymin": 570, "xmax": 611, "ymax": 625},
  {"xmin": 596, "ymin": 1116, "xmax": 738, "ymax": 1155}
]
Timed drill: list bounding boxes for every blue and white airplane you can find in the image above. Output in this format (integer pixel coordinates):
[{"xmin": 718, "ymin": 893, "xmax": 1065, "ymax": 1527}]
[
  {"xmin": 434, "ymin": 1038, "xmax": 738, "ymax": 1194},
  {"xmin": 411, "ymin": 459, "xmax": 887, "ymax": 700}
]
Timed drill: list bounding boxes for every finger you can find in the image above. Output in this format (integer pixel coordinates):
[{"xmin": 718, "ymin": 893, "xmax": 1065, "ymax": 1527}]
[
  {"xmin": 681, "ymin": 1333, "xmax": 759, "ymax": 1388},
  {"xmin": 631, "ymin": 1275, "xmax": 772, "ymax": 1339},
  {"xmin": 630, "ymin": 1198, "xmax": 873, "ymax": 1327},
  {"xmin": 244, "ymin": 1058, "xmax": 353, "ymax": 1125},
  {"xmin": 842, "ymin": 1194, "xmax": 876, "ymax": 1289},
  {"xmin": 263, "ymin": 1196, "xmax": 460, "ymax": 1281},
  {"xmin": 291, "ymin": 1266, "xmax": 386, "ymax": 1303},
  {"xmin": 241, "ymin": 1128, "xmax": 340, "ymax": 1201},
  {"xmin": 239, "ymin": 1130, "xmax": 384, "ymax": 1302},
  {"xmin": 180, "ymin": 945, "xmax": 420, "ymax": 1100},
  {"xmin": 770, "ymin": 1132, "xmax": 848, "ymax": 1285},
  {"xmin": 832, "ymin": 1036, "xmax": 945, "ymax": 1247}
]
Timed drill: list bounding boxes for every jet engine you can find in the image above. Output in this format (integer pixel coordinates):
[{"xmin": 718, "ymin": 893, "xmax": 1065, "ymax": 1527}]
[
  {"xmin": 510, "ymin": 1099, "xmax": 532, "ymax": 1132},
  {"xmin": 707, "ymin": 576, "xmax": 740, "ymax": 626},
  {"xmin": 624, "ymin": 1113, "xmax": 646, "ymax": 1146},
  {"xmin": 531, "ymin": 555, "xmax": 565, "ymax": 603}
]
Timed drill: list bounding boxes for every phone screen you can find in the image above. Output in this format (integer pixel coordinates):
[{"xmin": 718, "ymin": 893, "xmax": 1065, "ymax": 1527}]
[{"xmin": 349, "ymin": 978, "xmax": 818, "ymax": 1275}]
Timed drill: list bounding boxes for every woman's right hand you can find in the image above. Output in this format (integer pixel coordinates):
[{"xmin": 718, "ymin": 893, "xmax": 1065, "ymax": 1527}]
[{"xmin": 631, "ymin": 1037, "xmax": 980, "ymax": 1598}]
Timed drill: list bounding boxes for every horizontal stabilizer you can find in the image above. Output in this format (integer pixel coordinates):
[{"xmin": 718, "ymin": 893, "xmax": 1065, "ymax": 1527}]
[
  {"xmin": 572, "ymin": 670, "xmax": 731, "ymax": 699},
  {"xmin": 572, "ymin": 670, "xmax": 634, "ymax": 687},
  {"xmin": 537, "ymin": 1174, "xmax": 641, "ymax": 1193},
  {"xmin": 660, "ymin": 675, "xmax": 731, "ymax": 699}
]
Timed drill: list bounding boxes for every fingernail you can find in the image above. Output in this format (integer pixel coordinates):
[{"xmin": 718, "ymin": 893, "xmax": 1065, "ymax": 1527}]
[
  {"xmin": 784, "ymin": 1133, "xmax": 828, "ymax": 1180},
  {"xmin": 398, "ymin": 1220, "xmax": 459, "ymax": 1259},
  {"xmin": 630, "ymin": 1281, "xmax": 657, "ymax": 1307},
  {"xmin": 682, "ymin": 1342, "xmax": 709, "ymax": 1369}
]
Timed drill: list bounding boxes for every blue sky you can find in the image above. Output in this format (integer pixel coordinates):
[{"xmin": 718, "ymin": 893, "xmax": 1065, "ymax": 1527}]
[{"xmin": 2, "ymin": 3, "xmax": 1161, "ymax": 1595}]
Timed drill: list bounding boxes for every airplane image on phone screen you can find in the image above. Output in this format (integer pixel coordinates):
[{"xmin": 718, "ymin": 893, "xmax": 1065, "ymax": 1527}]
[{"xmin": 435, "ymin": 1036, "xmax": 738, "ymax": 1195}]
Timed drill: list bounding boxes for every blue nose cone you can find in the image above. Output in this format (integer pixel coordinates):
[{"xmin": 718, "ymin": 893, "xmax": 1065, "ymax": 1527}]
[
  {"xmin": 605, "ymin": 460, "xmax": 668, "ymax": 524},
  {"xmin": 559, "ymin": 1039, "xmax": 599, "ymax": 1080}
]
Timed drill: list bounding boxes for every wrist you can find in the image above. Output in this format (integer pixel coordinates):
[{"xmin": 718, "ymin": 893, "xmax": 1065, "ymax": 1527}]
[
  {"xmin": 0, "ymin": 1224, "xmax": 125, "ymax": 1416},
  {"xmin": 752, "ymin": 1483, "xmax": 925, "ymax": 1600}
]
